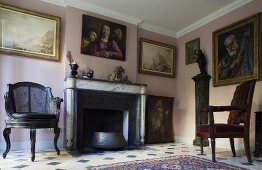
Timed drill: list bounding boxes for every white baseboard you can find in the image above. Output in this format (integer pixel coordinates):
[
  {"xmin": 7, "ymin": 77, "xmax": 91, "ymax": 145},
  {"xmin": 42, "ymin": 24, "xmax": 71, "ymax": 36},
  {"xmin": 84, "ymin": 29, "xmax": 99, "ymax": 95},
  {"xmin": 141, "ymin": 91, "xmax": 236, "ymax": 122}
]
[
  {"xmin": 0, "ymin": 140, "xmax": 63, "ymax": 151},
  {"xmin": 174, "ymin": 136, "xmax": 255, "ymax": 151}
]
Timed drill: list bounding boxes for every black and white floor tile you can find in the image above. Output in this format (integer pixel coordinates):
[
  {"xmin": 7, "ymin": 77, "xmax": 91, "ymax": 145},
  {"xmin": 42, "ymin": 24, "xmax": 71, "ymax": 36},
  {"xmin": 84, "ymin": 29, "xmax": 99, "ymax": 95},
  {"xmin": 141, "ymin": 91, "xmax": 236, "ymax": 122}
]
[{"xmin": 1, "ymin": 143, "xmax": 262, "ymax": 170}]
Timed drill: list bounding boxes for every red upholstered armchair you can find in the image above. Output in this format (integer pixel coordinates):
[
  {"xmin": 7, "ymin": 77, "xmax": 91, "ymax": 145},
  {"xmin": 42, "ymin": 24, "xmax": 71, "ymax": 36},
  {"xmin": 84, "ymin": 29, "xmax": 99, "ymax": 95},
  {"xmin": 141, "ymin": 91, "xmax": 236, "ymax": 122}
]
[{"xmin": 196, "ymin": 80, "xmax": 256, "ymax": 164}]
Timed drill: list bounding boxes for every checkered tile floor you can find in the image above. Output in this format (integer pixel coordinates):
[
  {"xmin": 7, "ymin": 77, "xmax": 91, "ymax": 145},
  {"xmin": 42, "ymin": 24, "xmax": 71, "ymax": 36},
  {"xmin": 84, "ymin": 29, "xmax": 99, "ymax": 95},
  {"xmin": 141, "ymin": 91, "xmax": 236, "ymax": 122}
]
[{"xmin": 1, "ymin": 143, "xmax": 262, "ymax": 170}]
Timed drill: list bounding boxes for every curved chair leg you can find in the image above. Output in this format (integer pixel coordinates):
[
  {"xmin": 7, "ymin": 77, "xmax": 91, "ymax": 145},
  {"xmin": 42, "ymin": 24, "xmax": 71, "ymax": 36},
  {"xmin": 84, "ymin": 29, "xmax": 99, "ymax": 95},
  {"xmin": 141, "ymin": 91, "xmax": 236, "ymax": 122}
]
[
  {"xmin": 3, "ymin": 128, "xmax": 11, "ymax": 159},
  {"xmin": 243, "ymin": 137, "xmax": 252, "ymax": 164},
  {"xmin": 54, "ymin": 127, "xmax": 60, "ymax": 155},
  {"xmin": 229, "ymin": 138, "xmax": 236, "ymax": 157},
  {"xmin": 211, "ymin": 138, "xmax": 216, "ymax": 162},
  {"xmin": 30, "ymin": 129, "xmax": 36, "ymax": 162}
]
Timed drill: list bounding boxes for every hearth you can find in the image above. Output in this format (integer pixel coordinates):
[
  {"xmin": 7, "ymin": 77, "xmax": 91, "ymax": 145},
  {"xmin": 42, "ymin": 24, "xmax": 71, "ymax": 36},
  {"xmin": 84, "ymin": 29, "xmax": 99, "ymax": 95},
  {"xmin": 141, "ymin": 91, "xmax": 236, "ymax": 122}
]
[
  {"xmin": 83, "ymin": 109, "xmax": 125, "ymax": 148},
  {"xmin": 64, "ymin": 78, "xmax": 147, "ymax": 152}
]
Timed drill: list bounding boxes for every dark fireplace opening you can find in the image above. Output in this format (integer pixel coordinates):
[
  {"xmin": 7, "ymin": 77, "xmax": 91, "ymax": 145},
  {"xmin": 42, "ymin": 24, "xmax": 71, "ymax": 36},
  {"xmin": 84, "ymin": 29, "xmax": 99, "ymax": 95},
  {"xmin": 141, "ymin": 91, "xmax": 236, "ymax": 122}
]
[
  {"xmin": 83, "ymin": 109, "xmax": 125, "ymax": 147},
  {"xmin": 75, "ymin": 90, "xmax": 141, "ymax": 151}
]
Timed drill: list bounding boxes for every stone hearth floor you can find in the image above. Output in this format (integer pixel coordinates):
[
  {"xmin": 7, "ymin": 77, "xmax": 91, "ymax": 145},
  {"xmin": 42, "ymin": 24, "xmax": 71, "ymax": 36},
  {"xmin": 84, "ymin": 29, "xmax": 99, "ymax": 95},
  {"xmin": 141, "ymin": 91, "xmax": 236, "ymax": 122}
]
[{"xmin": 1, "ymin": 142, "xmax": 262, "ymax": 170}]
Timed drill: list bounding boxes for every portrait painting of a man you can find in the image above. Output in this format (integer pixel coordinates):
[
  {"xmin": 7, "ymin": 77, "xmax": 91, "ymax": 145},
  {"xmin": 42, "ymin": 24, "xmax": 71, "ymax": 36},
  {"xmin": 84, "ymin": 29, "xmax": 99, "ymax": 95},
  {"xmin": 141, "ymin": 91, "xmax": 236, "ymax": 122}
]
[
  {"xmin": 218, "ymin": 24, "xmax": 253, "ymax": 80},
  {"xmin": 81, "ymin": 15, "xmax": 126, "ymax": 61},
  {"xmin": 213, "ymin": 13, "xmax": 260, "ymax": 86}
]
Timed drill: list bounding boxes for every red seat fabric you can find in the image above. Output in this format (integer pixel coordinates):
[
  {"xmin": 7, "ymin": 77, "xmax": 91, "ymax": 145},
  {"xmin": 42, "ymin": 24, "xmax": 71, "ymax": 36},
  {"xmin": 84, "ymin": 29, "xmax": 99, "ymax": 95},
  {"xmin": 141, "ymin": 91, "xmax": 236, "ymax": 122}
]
[{"xmin": 196, "ymin": 124, "xmax": 244, "ymax": 134}]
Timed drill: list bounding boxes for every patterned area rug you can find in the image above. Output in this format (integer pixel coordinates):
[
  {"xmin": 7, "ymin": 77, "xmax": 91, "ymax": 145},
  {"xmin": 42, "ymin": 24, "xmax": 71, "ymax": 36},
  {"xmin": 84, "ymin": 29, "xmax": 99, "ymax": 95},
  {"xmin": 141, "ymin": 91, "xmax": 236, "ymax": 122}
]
[{"xmin": 86, "ymin": 155, "xmax": 247, "ymax": 170}]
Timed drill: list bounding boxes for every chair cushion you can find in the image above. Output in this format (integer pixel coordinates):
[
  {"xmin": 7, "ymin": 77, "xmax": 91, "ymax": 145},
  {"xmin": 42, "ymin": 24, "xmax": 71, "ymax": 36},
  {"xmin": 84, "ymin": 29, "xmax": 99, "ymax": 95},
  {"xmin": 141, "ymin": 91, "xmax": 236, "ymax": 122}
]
[
  {"xmin": 12, "ymin": 112, "xmax": 56, "ymax": 119},
  {"xmin": 196, "ymin": 123, "xmax": 244, "ymax": 134}
]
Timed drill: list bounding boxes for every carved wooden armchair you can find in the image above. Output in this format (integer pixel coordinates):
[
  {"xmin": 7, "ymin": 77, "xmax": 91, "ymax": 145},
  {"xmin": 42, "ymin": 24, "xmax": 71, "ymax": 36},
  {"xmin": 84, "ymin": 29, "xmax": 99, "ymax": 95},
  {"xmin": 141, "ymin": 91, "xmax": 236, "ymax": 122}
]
[
  {"xmin": 2, "ymin": 82, "xmax": 63, "ymax": 161},
  {"xmin": 196, "ymin": 80, "xmax": 256, "ymax": 164}
]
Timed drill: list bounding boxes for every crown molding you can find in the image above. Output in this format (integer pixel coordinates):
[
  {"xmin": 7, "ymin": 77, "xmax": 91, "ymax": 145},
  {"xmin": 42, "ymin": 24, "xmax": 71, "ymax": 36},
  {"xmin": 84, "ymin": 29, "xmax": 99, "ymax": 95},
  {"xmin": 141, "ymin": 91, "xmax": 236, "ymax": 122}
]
[
  {"xmin": 40, "ymin": 0, "xmax": 66, "ymax": 7},
  {"xmin": 139, "ymin": 22, "xmax": 177, "ymax": 38},
  {"xmin": 176, "ymin": 0, "xmax": 253, "ymax": 38},
  {"xmin": 40, "ymin": 0, "xmax": 142, "ymax": 25},
  {"xmin": 68, "ymin": 0, "xmax": 143, "ymax": 25},
  {"xmin": 40, "ymin": 0, "xmax": 253, "ymax": 38}
]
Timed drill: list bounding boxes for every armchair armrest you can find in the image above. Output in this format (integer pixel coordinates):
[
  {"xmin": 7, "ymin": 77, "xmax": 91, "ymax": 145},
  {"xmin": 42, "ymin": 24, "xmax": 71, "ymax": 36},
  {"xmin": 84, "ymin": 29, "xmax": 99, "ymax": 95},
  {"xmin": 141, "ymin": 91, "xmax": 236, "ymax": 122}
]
[
  {"xmin": 4, "ymin": 92, "xmax": 14, "ymax": 118},
  {"xmin": 54, "ymin": 97, "xmax": 63, "ymax": 109},
  {"xmin": 47, "ymin": 97, "xmax": 63, "ymax": 118},
  {"xmin": 199, "ymin": 105, "xmax": 246, "ymax": 136},
  {"xmin": 200, "ymin": 105, "xmax": 245, "ymax": 112}
]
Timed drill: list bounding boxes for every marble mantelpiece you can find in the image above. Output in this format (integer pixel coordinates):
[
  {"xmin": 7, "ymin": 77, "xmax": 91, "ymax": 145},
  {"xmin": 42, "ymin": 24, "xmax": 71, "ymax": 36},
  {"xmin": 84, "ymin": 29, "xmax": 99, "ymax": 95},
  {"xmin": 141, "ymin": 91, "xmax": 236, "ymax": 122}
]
[{"xmin": 64, "ymin": 77, "xmax": 147, "ymax": 151}]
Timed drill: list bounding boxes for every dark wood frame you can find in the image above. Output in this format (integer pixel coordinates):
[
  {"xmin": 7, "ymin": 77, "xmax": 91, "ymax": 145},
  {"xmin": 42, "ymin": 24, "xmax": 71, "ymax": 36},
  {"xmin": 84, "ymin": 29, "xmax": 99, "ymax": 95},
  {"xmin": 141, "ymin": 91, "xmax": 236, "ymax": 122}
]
[
  {"xmin": 212, "ymin": 13, "xmax": 261, "ymax": 86},
  {"xmin": 145, "ymin": 95, "xmax": 174, "ymax": 144},
  {"xmin": 139, "ymin": 38, "xmax": 176, "ymax": 78},
  {"xmin": 185, "ymin": 38, "xmax": 200, "ymax": 65}
]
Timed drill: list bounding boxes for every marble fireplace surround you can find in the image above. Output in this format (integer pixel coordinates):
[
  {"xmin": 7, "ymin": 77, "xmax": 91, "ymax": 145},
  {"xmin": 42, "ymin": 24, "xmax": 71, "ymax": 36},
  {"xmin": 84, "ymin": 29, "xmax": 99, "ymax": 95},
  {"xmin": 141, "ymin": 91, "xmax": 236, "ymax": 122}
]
[{"xmin": 64, "ymin": 77, "xmax": 147, "ymax": 151}]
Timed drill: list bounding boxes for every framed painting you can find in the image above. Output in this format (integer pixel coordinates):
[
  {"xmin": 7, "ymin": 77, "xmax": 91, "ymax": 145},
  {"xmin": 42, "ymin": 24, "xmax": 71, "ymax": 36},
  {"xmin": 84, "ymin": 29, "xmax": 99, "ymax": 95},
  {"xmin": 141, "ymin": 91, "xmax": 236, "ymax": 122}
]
[
  {"xmin": 145, "ymin": 95, "xmax": 174, "ymax": 144},
  {"xmin": 0, "ymin": 3, "xmax": 61, "ymax": 61},
  {"xmin": 139, "ymin": 38, "xmax": 176, "ymax": 78},
  {"xmin": 185, "ymin": 38, "xmax": 200, "ymax": 65},
  {"xmin": 213, "ymin": 13, "xmax": 261, "ymax": 86},
  {"xmin": 81, "ymin": 14, "xmax": 126, "ymax": 61}
]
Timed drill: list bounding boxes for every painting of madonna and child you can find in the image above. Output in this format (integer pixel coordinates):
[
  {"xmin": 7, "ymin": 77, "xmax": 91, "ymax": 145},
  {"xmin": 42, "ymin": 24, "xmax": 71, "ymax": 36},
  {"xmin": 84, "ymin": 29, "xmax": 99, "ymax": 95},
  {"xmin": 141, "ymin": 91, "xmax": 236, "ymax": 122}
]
[
  {"xmin": 145, "ymin": 95, "xmax": 174, "ymax": 144},
  {"xmin": 81, "ymin": 15, "xmax": 126, "ymax": 61}
]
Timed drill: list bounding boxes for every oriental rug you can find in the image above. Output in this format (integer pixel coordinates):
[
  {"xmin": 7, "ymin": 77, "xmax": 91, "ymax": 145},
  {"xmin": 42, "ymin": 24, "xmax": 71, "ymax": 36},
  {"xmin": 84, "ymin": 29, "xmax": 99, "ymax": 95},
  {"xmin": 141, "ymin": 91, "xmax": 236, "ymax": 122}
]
[{"xmin": 86, "ymin": 155, "xmax": 247, "ymax": 170}]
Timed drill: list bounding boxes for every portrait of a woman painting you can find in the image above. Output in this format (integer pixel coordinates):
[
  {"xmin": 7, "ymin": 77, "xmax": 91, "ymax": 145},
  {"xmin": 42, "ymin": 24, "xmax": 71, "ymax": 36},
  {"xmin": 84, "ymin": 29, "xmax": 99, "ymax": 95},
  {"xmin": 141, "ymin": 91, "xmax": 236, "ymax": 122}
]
[{"xmin": 81, "ymin": 15, "xmax": 126, "ymax": 61}]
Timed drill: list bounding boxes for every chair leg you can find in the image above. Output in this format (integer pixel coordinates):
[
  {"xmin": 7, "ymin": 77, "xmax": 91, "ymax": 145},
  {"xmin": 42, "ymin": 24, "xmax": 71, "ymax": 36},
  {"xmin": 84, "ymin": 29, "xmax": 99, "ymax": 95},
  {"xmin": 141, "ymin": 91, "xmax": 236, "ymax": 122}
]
[
  {"xmin": 3, "ymin": 128, "xmax": 11, "ymax": 159},
  {"xmin": 243, "ymin": 136, "xmax": 252, "ymax": 164},
  {"xmin": 211, "ymin": 138, "xmax": 216, "ymax": 162},
  {"xmin": 200, "ymin": 137, "xmax": 204, "ymax": 155},
  {"xmin": 54, "ymin": 127, "xmax": 60, "ymax": 155},
  {"xmin": 229, "ymin": 138, "xmax": 236, "ymax": 157},
  {"xmin": 30, "ymin": 129, "xmax": 36, "ymax": 162}
]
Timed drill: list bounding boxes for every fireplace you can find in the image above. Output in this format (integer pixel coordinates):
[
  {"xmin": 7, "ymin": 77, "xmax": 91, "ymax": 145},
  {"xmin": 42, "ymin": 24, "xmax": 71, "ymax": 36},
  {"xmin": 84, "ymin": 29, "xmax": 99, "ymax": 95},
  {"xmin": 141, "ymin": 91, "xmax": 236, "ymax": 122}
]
[
  {"xmin": 83, "ymin": 109, "xmax": 127, "ymax": 148},
  {"xmin": 64, "ymin": 78, "xmax": 147, "ymax": 152}
]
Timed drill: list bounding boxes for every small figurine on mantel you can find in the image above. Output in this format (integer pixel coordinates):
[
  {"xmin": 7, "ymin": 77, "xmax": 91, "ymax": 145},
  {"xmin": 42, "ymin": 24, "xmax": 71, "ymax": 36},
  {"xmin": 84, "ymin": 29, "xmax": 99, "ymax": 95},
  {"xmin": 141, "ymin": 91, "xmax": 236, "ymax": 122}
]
[
  {"xmin": 86, "ymin": 69, "xmax": 94, "ymax": 78},
  {"xmin": 194, "ymin": 49, "xmax": 207, "ymax": 75},
  {"xmin": 107, "ymin": 66, "xmax": 130, "ymax": 83},
  {"xmin": 66, "ymin": 50, "xmax": 79, "ymax": 77}
]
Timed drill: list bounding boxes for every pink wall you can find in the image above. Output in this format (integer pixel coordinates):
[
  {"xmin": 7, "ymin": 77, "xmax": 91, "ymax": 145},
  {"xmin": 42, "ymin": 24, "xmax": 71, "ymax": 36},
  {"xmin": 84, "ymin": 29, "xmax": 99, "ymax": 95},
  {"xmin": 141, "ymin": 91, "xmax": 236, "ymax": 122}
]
[
  {"xmin": 137, "ymin": 29, "xmax": 177, "ymax": 96},
  {"xmin": 0, "ymin": 0, "xmax": 140, "ymax": 149},
  {"xmin": 64, "ymin": 6, "xmax": 138, "ymax": 82},
  {"xmin": 0, "ymin": 0, "xmax": 66, "ymax": 145},
  {"xmin": 175, "ymin": 0, "xmax": 262, "ymax": 148},
  {"xmin": 0, "ymin": 0, "xmax": 262, "ymax": 151}
]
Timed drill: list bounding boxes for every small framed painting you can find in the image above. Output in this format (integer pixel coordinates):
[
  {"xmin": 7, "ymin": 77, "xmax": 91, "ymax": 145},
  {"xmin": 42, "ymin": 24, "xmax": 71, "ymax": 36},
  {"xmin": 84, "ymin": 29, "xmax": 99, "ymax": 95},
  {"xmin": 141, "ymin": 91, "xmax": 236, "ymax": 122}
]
[
  {"xmin": 145, "ymin": 95, "xmax": 174, "ymax": 144},
  {"xmin": 185, "ymin": 38, "xmax": 200, "ymax": 65},
  {"xmin": 139, "ymin": 38, "xmax": 176, "ymax": 78}
]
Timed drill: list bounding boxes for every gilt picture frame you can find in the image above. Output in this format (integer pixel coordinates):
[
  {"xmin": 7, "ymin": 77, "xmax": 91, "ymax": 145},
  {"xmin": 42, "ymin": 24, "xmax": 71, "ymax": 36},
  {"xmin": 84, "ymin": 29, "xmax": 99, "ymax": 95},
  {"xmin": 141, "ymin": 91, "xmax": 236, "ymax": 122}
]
[
  {"xmin": 145, "ymin": 95, "xmax": 174, "ymax": 144},
  {"xmin": 0, "ymin": 3, "xmax": 61, "ymax": 61},
  {"xmin": 139, "ymin": 38, "xmax": 176, "ymax": 78},
  {"xmin": 212, "ymin": 13, "xmax": 261, "ymax": 86},
  {"xmin": 185, "ymin": 38, "xmax": 200, "ymax": 65}
]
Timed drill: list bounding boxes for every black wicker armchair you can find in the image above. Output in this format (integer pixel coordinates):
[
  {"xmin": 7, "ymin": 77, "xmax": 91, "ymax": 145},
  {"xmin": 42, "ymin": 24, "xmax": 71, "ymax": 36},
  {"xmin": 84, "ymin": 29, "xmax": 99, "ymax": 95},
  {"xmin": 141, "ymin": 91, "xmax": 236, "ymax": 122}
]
[{"xmin": 2, "ymin": 82, "xmax": 63, "ymax": 161}]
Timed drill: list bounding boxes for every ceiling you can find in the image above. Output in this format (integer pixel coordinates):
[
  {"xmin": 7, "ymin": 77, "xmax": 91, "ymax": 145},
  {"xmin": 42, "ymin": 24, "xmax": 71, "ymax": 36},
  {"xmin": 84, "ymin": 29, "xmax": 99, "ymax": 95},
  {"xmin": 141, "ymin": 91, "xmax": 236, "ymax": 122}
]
[{"xmin": 42, "ymin": 0, "xmax": 253, "ymax": 38}]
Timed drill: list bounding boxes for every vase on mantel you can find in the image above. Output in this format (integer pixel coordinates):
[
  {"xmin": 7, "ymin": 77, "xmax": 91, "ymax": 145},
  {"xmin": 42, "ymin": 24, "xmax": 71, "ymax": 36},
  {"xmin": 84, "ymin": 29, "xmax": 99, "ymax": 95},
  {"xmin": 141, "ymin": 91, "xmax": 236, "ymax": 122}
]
[{"xmin": 69, "ymin": 63, "xmax": 79, "ymax": 77}]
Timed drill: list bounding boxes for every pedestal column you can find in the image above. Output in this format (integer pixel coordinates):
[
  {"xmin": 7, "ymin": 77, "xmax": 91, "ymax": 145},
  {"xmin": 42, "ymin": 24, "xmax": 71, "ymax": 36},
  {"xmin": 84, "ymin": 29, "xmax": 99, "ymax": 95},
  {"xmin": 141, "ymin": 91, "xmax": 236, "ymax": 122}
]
[{"xmin": 192, "ymin": 73, "xmax": 211, "ymax": 146}]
